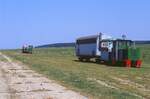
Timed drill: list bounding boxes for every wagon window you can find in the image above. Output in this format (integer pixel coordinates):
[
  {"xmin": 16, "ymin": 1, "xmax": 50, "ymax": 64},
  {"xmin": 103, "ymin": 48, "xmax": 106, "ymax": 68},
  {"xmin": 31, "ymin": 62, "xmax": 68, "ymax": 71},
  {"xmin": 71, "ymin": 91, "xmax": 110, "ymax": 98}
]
[{"xmin": 77, "ymin": 38, "xmax": 97, "ymax": 44}]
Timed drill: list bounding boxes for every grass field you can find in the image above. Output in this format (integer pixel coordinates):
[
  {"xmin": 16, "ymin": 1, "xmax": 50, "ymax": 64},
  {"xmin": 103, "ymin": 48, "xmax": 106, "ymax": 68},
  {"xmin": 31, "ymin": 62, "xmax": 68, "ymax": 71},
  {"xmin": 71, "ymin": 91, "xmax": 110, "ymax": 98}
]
[{"xmin": 1, "ymin": 45, "xmax": 150, "ymax": 99}]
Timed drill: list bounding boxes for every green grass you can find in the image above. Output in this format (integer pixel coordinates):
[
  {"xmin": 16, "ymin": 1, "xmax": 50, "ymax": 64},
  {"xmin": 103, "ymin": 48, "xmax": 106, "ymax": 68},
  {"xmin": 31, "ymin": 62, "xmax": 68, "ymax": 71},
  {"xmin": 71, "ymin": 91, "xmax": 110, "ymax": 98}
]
[{"xmin": 1, "ymin": 45, "xmax": 150, "ymax": 99}]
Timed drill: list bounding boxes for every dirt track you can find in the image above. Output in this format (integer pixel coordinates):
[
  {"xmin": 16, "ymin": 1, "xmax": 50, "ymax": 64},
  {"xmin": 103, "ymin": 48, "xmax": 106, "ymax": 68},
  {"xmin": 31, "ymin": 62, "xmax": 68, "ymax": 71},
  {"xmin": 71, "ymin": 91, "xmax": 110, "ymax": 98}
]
[{"xmin": 0, "ymin": 52, "xmax": 87, "ymax": 99}]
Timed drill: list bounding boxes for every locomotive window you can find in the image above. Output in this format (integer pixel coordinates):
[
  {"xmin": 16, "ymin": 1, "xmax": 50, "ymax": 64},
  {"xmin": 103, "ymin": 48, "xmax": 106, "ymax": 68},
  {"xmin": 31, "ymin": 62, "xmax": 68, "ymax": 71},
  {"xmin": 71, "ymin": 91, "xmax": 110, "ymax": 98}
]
[
  {"xmin": 127, "ymin": 41, "xmax": 133, "ymax": 47},
  {"xmin": 101, "ymin": 42, "xmax": 109, "ymax": 47},
  {"xmin": 117, "ymin": 40, "xmax": 133, "ymax": 49}
]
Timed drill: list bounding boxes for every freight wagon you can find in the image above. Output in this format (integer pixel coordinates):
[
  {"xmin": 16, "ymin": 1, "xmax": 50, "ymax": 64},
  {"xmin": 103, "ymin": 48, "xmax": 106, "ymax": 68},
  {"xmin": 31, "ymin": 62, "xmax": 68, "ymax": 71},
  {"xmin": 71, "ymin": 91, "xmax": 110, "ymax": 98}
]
[{"xmin": 75, "ymin": 33, "xmax": 142, "ymax": 68}]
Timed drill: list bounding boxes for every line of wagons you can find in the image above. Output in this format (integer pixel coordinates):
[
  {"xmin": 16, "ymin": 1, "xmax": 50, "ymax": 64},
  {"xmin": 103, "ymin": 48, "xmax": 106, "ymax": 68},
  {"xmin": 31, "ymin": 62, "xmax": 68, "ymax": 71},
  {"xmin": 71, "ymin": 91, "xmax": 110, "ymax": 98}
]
[
  {"xmin": 75, "ymin": 33, "xmax": 142, "ymax": 68},
  {"xmin": 22, "ymin": 33, "xmax": 142, "ymax": 68}
]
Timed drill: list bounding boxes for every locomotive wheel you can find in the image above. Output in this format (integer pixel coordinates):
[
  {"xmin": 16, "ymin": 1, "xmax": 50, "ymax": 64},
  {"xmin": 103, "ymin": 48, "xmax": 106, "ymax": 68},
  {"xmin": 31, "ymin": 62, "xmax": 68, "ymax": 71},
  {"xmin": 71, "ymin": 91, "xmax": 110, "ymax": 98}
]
[
  {"xmin": 85, "ymin": 58, "xmax": 90, "ymax": 62},
  {"xmin": 136, "ymin": 60, "xmax": 142, "ymax": 68},
  {"xmin": 125, "ymin": 60, "xmax": 131, "ymax": 68},
  {"xmin": 95, "ymin": 59, "xmax": 100, "ymax": 63},
  {"xmin": 78, "ymin": 58, "xmax": 83, "ymax": 61}
]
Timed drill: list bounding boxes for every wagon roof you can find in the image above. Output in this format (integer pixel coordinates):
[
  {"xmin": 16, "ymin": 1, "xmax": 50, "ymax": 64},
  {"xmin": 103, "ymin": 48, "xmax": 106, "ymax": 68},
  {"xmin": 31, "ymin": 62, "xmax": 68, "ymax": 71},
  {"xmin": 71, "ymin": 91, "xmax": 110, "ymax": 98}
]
[
  {"xmin": 77, "ymin": 34, "xmax": 113, "ymax": 41},
  {"xmin": 77, "ymin": 35, "xmax": 99, "ymax": 40}
]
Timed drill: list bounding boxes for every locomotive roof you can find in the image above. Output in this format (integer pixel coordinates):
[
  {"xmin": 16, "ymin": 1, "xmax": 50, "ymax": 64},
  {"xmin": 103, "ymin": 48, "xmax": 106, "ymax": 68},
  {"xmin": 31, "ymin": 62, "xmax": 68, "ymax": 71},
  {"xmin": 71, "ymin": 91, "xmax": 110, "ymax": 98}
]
[
  {"xmin": 101, "ymin": 39, "xmax": 133, "ymax": 42},
  {"xmin": 115, "ymin": 39, "xmax": 133, "ymax": 42}
]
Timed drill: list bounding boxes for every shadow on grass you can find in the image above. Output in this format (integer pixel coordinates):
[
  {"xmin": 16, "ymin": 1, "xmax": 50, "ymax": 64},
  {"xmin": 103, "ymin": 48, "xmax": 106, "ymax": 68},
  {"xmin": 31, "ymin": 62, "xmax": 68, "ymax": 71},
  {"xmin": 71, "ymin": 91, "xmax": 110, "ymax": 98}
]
[{"xmin": 73, "ymin": 60, "xmax": 126, "ymax": 68}]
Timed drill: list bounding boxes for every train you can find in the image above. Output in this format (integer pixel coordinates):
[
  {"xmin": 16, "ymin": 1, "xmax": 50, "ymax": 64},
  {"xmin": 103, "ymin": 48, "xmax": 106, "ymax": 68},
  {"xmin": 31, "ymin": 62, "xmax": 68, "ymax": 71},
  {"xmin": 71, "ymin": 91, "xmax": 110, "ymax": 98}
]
[
  {"xmin": 22, "ymin": 45, "xmax": 33, "ymax": 54},
  {"xmin": 75, "ymin": 33, "xmax": 142, "ymax": 68}
]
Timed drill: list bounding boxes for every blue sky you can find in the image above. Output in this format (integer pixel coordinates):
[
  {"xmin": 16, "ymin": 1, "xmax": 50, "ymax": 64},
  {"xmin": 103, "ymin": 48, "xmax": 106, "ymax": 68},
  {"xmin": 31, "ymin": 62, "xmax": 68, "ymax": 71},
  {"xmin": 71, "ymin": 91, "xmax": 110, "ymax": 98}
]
[{"xmin": 0, "ymin": 0, "xmax": 150, "ymax": 49}]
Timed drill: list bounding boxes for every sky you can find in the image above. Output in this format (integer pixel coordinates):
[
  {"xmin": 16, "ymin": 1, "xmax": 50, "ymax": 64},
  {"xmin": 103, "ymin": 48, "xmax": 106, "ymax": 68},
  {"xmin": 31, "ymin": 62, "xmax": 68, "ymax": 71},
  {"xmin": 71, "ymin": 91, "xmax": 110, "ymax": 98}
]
[{"xmin": 0, "ymin": 0, "xmax": 150, "ymax": 49}]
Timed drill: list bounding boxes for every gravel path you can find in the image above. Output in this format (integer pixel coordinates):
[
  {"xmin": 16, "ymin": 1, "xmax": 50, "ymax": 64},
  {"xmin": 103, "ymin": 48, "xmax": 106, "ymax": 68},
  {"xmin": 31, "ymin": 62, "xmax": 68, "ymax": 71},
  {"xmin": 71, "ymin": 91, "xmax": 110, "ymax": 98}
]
[{"xmin": 0, "ymin": 52, "xmax": 87, "ymax": 99}]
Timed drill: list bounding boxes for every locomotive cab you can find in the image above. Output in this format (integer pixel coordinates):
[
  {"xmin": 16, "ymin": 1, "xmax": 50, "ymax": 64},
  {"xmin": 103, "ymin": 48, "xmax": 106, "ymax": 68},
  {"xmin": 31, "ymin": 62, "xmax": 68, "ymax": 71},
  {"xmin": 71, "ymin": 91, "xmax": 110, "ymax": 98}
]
[
  {"xmin": 112, "ymin": 39, "xmax": 141, "ymax": 67},
  {"xmin": 99, "ymin": 39, "xmax": 142, "ymax": 67}
]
